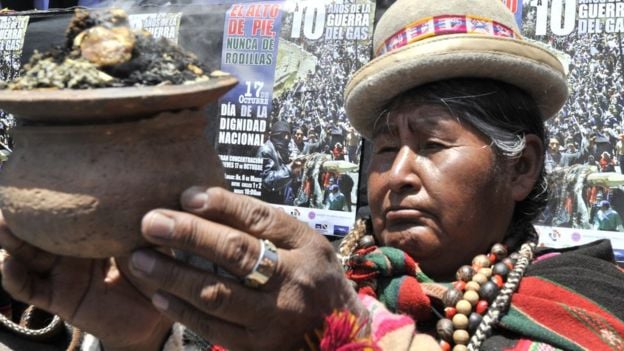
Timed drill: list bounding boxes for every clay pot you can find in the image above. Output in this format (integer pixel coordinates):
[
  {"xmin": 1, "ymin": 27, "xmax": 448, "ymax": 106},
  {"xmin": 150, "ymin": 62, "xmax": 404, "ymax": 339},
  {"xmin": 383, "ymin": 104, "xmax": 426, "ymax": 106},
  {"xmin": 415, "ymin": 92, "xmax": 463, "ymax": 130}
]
[{"xmin": 0, "ymin": 77, "xmax": 237, "ymax": 258}]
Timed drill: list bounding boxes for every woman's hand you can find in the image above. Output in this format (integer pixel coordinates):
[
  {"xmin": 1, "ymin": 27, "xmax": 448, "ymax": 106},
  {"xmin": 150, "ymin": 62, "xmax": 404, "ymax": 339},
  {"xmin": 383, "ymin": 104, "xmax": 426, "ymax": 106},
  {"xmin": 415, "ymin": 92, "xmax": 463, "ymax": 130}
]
[
  {"xmin": 0, "ymin": 213, "xmax": 172, "ymax": 351},
  {"xmin": 129, "ymin": 186, "xmax": 363, "ymax": 351}
]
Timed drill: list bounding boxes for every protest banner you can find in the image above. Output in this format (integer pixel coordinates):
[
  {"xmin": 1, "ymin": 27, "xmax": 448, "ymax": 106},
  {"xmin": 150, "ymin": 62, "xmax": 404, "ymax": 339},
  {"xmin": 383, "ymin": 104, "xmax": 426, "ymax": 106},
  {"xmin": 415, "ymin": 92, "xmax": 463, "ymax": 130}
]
[
  {"xmin": 518, "ymin": 0, "xmax": 624, "ymax": 256},
  {"xmin": 215, "ymin": 0, "xmax": 375, "ymax": 237}
]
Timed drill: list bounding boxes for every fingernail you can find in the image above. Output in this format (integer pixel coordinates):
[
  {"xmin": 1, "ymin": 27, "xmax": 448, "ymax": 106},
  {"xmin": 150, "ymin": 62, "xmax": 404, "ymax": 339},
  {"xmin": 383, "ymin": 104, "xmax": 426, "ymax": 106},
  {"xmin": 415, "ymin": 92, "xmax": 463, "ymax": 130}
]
[
  {"xmin": 144, "ymin": 212, "xmax": 174, "ymax": 240},
  {"xmin": 131, "ymin": 251, "xmax": 155, "ymax": 274},
  {"xmin": 181, "ymin": 187, "xmax": 208, "ymax": 210},
  {"xmin": 152, "ymin": 293, "xmax": 169, "ymax": 311}
]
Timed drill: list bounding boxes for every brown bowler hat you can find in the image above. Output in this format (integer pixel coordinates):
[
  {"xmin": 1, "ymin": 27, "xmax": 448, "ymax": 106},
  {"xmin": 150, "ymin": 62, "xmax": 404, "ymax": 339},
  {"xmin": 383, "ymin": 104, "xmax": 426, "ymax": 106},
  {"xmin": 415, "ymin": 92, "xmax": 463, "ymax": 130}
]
[{"xmin": 345, "ymin": 0, "xmax": 569, "ymax": 140}]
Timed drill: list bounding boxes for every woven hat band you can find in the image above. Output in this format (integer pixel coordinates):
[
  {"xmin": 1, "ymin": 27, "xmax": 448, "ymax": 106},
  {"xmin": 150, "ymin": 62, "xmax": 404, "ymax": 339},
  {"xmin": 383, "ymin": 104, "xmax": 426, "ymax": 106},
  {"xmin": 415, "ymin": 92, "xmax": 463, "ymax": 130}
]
[{"xmin": 377, "ymin": 14, "xmax": 521, "ymax": 57}]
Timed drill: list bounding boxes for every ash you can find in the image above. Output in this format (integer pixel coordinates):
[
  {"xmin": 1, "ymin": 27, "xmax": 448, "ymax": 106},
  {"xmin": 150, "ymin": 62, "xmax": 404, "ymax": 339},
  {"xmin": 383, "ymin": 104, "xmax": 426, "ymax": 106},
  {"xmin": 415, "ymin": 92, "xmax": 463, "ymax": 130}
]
[{"xmin": 1, "ymin": 8, "xmax": 212, "ymax": 90}]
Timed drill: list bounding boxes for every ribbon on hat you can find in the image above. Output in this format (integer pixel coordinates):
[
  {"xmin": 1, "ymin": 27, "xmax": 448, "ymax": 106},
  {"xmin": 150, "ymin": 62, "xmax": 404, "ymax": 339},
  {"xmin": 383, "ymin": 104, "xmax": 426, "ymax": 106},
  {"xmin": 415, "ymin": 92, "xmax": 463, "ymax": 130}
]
[{"xmin": 377, "ymin": 15, "xmax": 521, "ymax": 56}]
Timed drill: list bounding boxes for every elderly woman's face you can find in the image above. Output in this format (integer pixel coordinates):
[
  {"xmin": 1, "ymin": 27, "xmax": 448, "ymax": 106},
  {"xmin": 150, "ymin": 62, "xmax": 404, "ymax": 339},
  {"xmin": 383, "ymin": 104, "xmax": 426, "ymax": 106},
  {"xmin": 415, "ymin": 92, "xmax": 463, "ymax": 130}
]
[{"xmin": 367, "ymin": 103, "xmax": 516, "ymax": 279}]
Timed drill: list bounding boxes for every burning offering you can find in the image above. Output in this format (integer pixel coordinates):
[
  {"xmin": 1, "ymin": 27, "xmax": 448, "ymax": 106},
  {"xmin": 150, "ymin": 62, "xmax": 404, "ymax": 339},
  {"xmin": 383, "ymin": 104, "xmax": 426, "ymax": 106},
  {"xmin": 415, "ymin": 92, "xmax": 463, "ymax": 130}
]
[
  {"xmin": 4, "ymin": 8, "xmax": 215, "ymax": 90},
  {"xmin": 0, "ymin": 9, "xmax": 237, "ymax": 258}
]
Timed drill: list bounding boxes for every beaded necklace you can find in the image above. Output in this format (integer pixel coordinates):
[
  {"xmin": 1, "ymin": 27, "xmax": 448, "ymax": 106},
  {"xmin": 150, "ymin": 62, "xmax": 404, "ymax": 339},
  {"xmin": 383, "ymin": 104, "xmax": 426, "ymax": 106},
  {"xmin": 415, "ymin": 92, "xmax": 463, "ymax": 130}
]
[
  {"xmin": 342, "ymin": 234, "xmax": 535, "ymax": 351},
  {"xmin": 437, "ymin": 242, "xmax": 535, "ymax": 351}
]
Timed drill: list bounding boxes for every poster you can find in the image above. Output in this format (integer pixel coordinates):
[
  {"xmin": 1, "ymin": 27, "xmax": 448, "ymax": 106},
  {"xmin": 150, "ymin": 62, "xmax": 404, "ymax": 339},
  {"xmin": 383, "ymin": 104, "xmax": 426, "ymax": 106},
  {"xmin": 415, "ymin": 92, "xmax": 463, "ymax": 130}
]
[
  {"xmin": 0, "ymin": 15, "xmax": 27, "ymax": 161},
  {"xmin": 519, "ymin": 0, "xmax": 624, "ymax": 258},
  {"xmin": 215, "ymin": 0, "xmax": 375, "ymax": 237}
]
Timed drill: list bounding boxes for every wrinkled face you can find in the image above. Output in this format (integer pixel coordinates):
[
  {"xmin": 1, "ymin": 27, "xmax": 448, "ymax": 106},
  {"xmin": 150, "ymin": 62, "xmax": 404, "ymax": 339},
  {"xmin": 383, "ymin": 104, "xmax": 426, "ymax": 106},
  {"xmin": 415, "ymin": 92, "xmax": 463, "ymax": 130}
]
[{"xmin": 367, "ymin": 103, "xmax": 516, "ymax": 279}]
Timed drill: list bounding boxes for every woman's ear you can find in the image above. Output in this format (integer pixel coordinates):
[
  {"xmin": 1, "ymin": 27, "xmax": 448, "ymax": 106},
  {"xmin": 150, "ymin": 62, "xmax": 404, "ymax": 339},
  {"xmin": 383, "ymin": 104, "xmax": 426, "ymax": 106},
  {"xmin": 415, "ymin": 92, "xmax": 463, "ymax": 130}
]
[{"xmin": 510, "ymin": 134, "xmax": 544, "ymax": 202}]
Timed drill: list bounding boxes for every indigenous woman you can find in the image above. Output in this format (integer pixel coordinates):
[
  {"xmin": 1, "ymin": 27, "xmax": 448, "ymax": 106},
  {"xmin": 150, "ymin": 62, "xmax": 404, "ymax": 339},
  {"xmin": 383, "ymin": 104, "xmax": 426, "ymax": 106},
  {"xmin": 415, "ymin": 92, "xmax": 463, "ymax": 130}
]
[{"xmin": 1, "ymin": 0, "xmax": 623, "ymax": 350}]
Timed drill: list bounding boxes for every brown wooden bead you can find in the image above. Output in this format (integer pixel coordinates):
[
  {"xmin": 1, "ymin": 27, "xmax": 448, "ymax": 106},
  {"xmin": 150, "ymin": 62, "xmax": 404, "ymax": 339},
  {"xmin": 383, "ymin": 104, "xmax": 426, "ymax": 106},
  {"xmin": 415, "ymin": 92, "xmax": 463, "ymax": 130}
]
[
  {"xmin": 456, "ymin": 265, "xmax": 475, "ymax": 282},
  {"xmin": 490, "ymin": 243, "xmax": 508, "ymax": 259},
  {"xmin": 472, "ymin": 272, "xmax": 488, "ymax": 285},
  {"xmin": 443, "ymin": 288, "xmax": 463, "ymax": 307},
  {"xmin": 472, "ymin": 254, "xmax": 491, "ymax": 269},
  {"xmin": 452, "ymin": 313, "xmax": 469, "ymax": 330},
  {"xmin": 436, "ymin": 318, "xmax": 454, "ymax": 342},
  {"xmin": 455, "ymin": 299, "xmax": 472, "ymax": 315},
  {"xmin": 463, "ymin": 290, "xmax": 479, "ymax": 306},
  {"xmin": 465, "ymin": 281, "xmax": 481, "ymax": 292},
  {"xmin": 452, "ymin": 345, "xmax": 468, "ymax": 351},
  {"xmin": 478, "ymin": 267, "xmax": 492, "ymax": 278},
  {"xmin": 357, "ymin": 235, "xmax": 375, "ymax": 249},
  {"xmin": 453, "ymin": 329, "xmax": 470, "ymax": 345}
]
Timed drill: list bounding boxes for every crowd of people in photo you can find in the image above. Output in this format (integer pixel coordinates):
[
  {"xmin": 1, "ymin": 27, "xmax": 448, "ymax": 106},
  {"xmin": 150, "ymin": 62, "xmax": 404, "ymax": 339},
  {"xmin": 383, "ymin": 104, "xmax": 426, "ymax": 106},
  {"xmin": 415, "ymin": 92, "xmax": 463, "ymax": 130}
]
[
  {"xmin": 259, "ymin": 35, "xmax": 372, "ymax": 210},
  {"xmin": 521, "ymin": 12, "xmax": 624, "ymax": 231},
  {"xmin": 255, "ymin": 115, "xmax": 360, "ymax": 211},
  {"xmin": 0, "ymin": 115, "xmax": 12, "ymax": 166},
  {"xmin": 541, "ymin": 32, "xmax": 624, "ymax": 173},
  {"xmin": 0, "ymin": 54, "xmax": 16, "ymax": 166},
  {"xmin": 270, "ymin": 37, "xmax": 371, "ymax": 165}
]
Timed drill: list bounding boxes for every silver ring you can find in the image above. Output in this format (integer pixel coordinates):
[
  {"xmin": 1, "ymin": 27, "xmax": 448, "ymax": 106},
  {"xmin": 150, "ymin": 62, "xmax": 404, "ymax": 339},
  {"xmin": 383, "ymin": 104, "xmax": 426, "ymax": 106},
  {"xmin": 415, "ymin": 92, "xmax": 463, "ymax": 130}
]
[{"xmin": 243, "ymin": 239, "xmax": 278, "ymax": 288}]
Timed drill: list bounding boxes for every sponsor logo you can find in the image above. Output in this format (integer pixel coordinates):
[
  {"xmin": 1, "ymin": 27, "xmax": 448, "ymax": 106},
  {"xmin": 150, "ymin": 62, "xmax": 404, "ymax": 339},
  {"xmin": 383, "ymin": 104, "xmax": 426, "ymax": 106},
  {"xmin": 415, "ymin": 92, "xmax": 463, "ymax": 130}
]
[
  {"xmin": 314, "ymin": 223, "xmax": 329, "ymax": 235},
  {"xmin": 333, "ymin": 225, "xmax": 350, "ymax": 236},
  {"xmin": 571, "ymin": 232, "xmax": 581, "ymax": 242},
  {"xmin": 289, "ymin": 208, "xmax": 301, "ymax": 217},
  {"xmin": 548, "ymin": 229, "xmax": 561, "ymax": 241}
]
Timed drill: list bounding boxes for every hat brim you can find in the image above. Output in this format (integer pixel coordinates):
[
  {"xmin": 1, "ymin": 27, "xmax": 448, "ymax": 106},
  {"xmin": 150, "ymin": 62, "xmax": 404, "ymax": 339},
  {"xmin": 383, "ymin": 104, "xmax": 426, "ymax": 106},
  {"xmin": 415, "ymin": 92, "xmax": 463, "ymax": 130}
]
[{"xmin": 345, "ymin": 35, "xmax": 569, "ymax": 140}]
